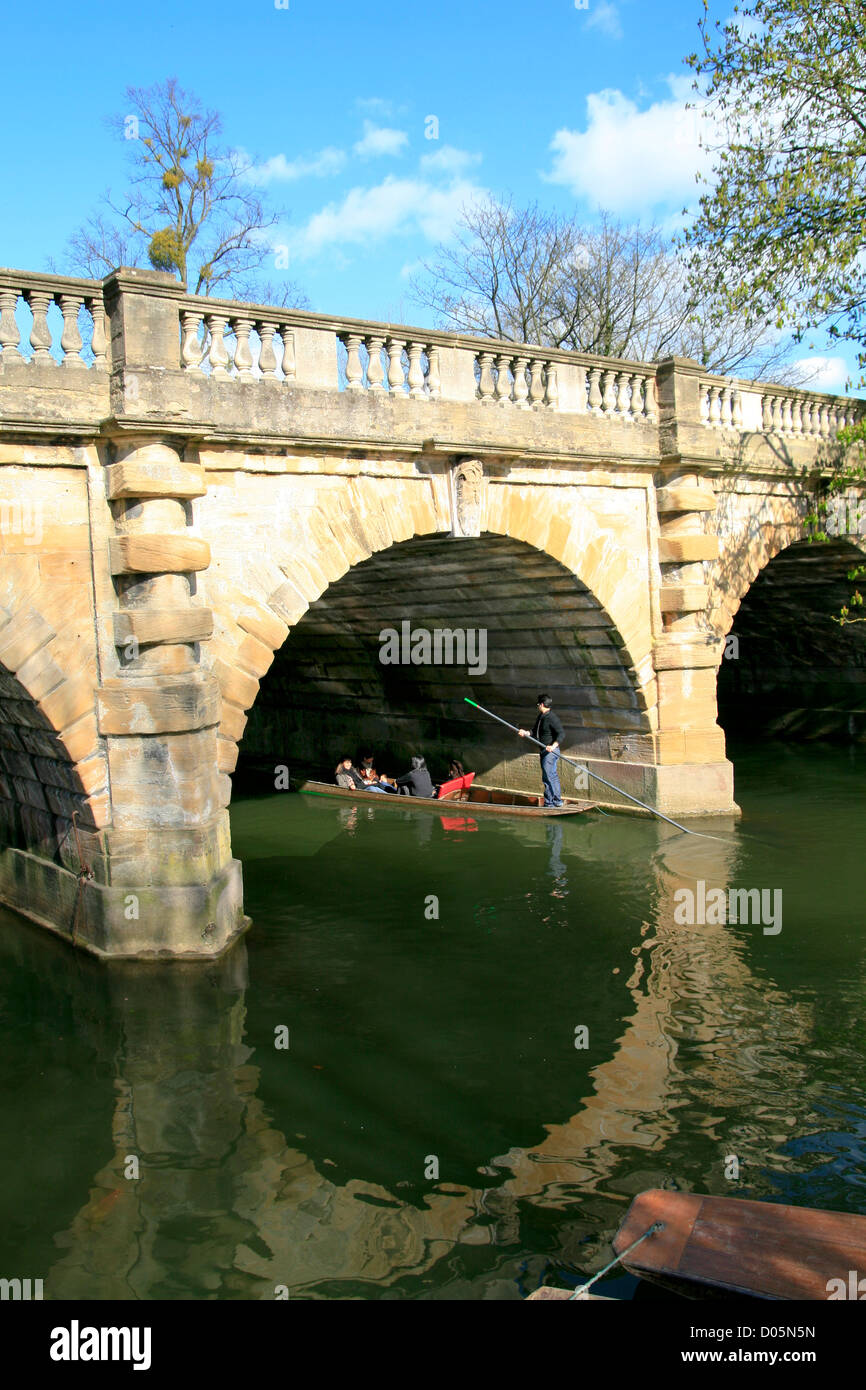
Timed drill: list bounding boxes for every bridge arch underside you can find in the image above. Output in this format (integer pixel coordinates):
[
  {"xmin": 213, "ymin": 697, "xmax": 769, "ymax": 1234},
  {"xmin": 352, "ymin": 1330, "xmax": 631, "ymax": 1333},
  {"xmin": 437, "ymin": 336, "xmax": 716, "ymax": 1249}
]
[
  {"xmin": 718, "ymin": 539, "xmax": 866, "ymax": 741},
  {"xmin": 236, "ymin": 534, "xmax": 652, "ymax": 799},
  {"xmin": 0, "ymin": 667, "xmax": 94, "ymax": 920}
]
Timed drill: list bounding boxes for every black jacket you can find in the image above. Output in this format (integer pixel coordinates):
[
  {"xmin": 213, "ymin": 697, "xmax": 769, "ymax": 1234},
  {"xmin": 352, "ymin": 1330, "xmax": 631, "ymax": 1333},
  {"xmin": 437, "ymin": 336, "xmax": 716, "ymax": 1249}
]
[
  {"xmin": 531, "ymin": 710, "xmax": 565, "ymax": 749},
  {"xmin": 396, "ymin": 766, "xmax": 435, "ymax": 797}
]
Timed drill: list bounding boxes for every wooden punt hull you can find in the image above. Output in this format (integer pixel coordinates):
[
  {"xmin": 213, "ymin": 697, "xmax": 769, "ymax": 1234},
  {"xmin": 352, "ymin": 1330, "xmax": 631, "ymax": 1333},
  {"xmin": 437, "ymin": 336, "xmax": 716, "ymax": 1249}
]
[
  {"xmin": 614, "ymin": 1189, "xmax": 866, "ymax": 1300},
  {"xmin": 295, "ymin": 780, "xmax": 596, "ymax": 819}
]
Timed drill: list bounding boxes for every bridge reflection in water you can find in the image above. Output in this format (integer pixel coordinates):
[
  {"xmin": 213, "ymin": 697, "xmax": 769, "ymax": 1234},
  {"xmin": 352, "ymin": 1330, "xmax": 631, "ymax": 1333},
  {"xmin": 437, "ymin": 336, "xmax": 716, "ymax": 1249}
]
[{"xmin": 0, "ymin": 774, "xmax": 846, "ymax": 1302}]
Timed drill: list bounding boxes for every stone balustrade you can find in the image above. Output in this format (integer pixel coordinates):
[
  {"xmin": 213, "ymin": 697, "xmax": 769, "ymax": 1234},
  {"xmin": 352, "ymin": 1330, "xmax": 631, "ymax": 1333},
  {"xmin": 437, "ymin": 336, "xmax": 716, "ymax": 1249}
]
[
  {"xmin": 0, "ymin": 266, "xmax": 862, "ymax": 454},
  {"xmin": 178, "ymin": 298, "xmax": 297, "ymax": 381},
  {"xmin": 338, "ymin": 332, "xmax": 440, "ymax": 398},
  {"xmin": 700, "ymin": 374, "xmax": 861, "ymax": 440},
  {"xmin": 0, "ymin": 270, "xmax": 107, "ymax": 369},
  {"xmin": 581, "ymin": 362, "xmax": 657, "ymax": 422},
  {"xmin": 171, "ymin": 287, "xmax": 658, "ymax": 418}
]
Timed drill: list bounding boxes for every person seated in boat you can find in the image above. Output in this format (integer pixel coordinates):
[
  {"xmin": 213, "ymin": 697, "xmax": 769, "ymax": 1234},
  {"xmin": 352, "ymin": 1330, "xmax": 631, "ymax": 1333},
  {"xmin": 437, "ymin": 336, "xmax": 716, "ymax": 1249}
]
[
  {"xmin": 335, "ymin": 758, "xmax": 396, "ymax": 794},
  {"xmin": 395, "ymin": 755, "xmax": 435, "ymax": 798},
  {"xmin": 447, "ymin": 758, "xmax": 465, "ymax": 781},
  {"xmin": 359, "ymin": 755, "xmax": 378, "ymax": 784},
  {"xmin": 335, "ymin": 758, "xmax": 367, "ymax": 789}
]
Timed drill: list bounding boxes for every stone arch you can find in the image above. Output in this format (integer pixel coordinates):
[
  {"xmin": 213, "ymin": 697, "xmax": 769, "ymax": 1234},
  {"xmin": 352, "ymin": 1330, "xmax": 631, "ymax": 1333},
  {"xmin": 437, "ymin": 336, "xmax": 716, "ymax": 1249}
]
[
  {"xmin": 201, "ymin": 473, "xmax": 658, "ymax": 789},
  {"xmin": 708, "ymin": 485, "xmax": 866, "ymax": 642},
  {"xmin": 0, "ymin": 599, "xmax": 108, "ymax": 881},
  {"xmin": 714, "ymin": 528, "xmax": 866, "ymax": 739}
]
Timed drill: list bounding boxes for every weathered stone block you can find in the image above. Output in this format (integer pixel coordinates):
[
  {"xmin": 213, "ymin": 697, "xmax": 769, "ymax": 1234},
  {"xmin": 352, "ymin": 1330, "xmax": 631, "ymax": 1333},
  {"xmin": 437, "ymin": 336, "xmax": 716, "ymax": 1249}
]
[
  {"xmin": 109, "ymin": 534, "xmax": 211, "ymax": 574},
  {"xmin": 656, "ymin": 484, "xmax": 716, "ymax": 513},
  {"xmin": 113, "ymin": 607, "xmax": 214, "ymax": 647},
  {"xmin": 97, "ymin": 675, "xmax": 220, "ymax": 735},
  {"xmin": 658, "ymin": 535, "xmax": 719, "ymax": 563},
  {"xmin": 659, "ymin": 585, "xmax": 709, "ymax": 613},
  {"xmin": 107, "ymin": 458, "xmax": 206, "ymax": 500},
  {"xmin": 0, "ymin": 608, "xmax": 55, "ymax": 672}
]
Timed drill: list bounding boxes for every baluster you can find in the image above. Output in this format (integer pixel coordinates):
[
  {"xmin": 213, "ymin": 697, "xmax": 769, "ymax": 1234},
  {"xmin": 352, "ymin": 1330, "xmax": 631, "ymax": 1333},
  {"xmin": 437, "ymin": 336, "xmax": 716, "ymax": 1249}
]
[
  {"xmin": 600, "ymin": 369, "xmax": 616, "ymax": 413},
  {"xmin": 700, "ymin": 383, "xmax": 710, "ymax": 424},
  {"xmin": 494, "ymin": 353, "xmax": 513, "ymax": 405},
  {"xmin": 731, "ymin": 389, "xmax": 743, "ymax": 429},
  {"xmin": 629, "ymin": 373, "xmax": 644, "ymax": 422},
  {"xmin": 280, "ymin": 326, "xmax": 296, "ymax": 381},
  {"xmin": 427, "ymin": 344, "xmax": 441, "ymax": 400},
  {"xmin": 27, "ymin": 290, "xmax": 55, "ymax": 365},
  {"xmin": 386, "ymin": 337, "xmax": 406, "ymax": 393},
  {"xmin": 781, "ymin": 395, "xmax": 793, "ymax": 433},
  {"xmin": 512, "ymin": 355, "xmax": 530, "ymax": 409},
  {"xmin": 477, "ymin": 352, "xmax": 496, "ymax": 403},
  {"xmin": 528, "ymin": 358, "xmax": 546, "ymax": 408},
  {"xmin": 233, "ymin": 318, "xmax": 254, "ymax": 379},
  {"xmin": 0, "ymin": 288, "xmax": 21, "ymax": 359},
  {"xmin": 58, "ymin": 294, "xmax": 84, "ymax": 368},
  {"xmin": 407, "ymin": 341, "xmax": 426, "ymax": 398},
  {"xmin": 708, "ymin": 384, "xmax": 721, "ymax": 426},
  {"xmin": 644, "ymin": 375, "xmax": 658, "ymax": 424},
  {"xmin": 770, "ymin": 396, "xmax": 782, "ymax": 432},
  {"xmin": 86, "ymin": 296, "xmax": 107, "ymax": 368},
  {"xmin": 544, "ymin": 363, "xmax": 559, "ymax": 410},
  {"xmin": 719, "ymin": 386, "xmax": 733, "ymax": 428},
  {"xmin": 817, "ymin": 403, "xmax": 829, "ymax": 438},
  {"xmin": 801, "ymin": 399, "xmax": 815, "ymax": 436},
  {"xmin": 344, "ymin": 333, "xmax": 364, "ymax": 391},
  {"xmin": 761, "ymin": 395, "xmax": 772, "ymax": 431},
  {"xmin": 587, "ymin": 366, "xmax": 603, "ymax": 413},
  {"xmin": 366, "ymin": 335, "xmax": 385, "ymax": 391},
  {"xmin": 616, "ymin": 371, "xmax": 631, "ymax": 416},
  {"xmin": 257, "ymin": 320, "xmax": 278, "ymax": 377},
  {"xmin": 206, "ymin": 315, "xmax": 230, "ymax": 376},
  {"xmin": 181, "ymin": 311, "xmax": 204, "ymax": 371},
  {"xmin": 797, "ymin": 397, "xmax": 808, "ymax": 433}
]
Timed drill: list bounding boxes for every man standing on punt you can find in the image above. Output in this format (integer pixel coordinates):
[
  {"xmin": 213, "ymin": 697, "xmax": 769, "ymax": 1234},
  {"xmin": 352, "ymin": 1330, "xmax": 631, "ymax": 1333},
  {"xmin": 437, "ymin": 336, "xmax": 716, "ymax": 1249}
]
[{"xmin": 519, "ymin": 693, "xmax": 565, "ymax": 808}]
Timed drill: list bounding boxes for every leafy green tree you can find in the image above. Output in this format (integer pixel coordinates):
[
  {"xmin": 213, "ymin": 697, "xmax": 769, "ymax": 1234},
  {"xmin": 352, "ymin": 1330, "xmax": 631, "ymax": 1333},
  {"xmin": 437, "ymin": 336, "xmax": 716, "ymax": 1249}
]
[
  {"xmin": 69, "ymin": 78, "xmax": 305, "ymax": 306},
  {"xmin": 685, "ymin": 3, "xmax": 866, "ymax": 620},
  {"xmin": 684, "ymin": 0, "xmax": 866, "ymax": 377}
]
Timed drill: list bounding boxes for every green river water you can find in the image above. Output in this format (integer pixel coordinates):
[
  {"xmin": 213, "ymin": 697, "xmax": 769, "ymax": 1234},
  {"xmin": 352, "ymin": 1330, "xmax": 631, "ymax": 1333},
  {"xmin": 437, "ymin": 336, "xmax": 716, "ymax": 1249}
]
[{"xmin": 0, "ymin": 742, "xmax": 863, "ymax": 1300}]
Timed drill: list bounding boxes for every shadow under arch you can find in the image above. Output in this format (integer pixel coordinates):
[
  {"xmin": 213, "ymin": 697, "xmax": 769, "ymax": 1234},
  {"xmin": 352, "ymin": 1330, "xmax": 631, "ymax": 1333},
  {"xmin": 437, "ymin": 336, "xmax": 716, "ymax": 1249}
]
[
  {"xmin": 715, "ymin": 535, "xmax": 866, "ymax": 741},
  {"xmin": 230, "ymin": 531, "xmax": 655, "ymax": 792}
]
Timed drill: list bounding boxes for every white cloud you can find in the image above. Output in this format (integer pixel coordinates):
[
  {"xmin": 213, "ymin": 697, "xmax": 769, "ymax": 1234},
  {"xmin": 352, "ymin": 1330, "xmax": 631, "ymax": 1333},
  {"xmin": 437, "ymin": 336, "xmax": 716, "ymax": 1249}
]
[
  {"xmin": 353, "ymin": 121, "xmax": 409, "ymax": 159},
  {"xmin": 288, "ymin": 175, "xmax": 487, "ymax": 259},
  {"xmin": 545, "ymin": 75, "xmax": 715, "ymax": 213},
  {"xmin": 585, "ymin": 1, "xmax": 622, "ymax": 39},
  {"xmin": 244, "ymin": 147, "xmax": 346, "ymax": 185},
  {"xmin": 419, "ymin": 145, "xmax": 482, "ymax": 175},
  {"xmin": 791, "ymin": 356, "xmax": 850, "ymax": 393}
]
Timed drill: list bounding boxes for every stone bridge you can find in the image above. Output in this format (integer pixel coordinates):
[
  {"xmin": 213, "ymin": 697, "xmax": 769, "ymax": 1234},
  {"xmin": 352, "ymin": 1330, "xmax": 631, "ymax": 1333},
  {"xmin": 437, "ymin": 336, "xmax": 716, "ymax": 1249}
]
[{"xmin": 0, "ymin": 265, "xmax": 863, "ymax": 958}]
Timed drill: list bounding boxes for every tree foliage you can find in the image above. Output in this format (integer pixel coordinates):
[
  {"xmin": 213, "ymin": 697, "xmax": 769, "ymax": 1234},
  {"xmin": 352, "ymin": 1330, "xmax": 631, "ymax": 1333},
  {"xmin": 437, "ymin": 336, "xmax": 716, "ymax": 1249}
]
[
  {"xmin": 684, "ymin": 0, "xmax": 866, "ymax": 376},
  {"xmin": 69, "ymin": 78, "xmax": 306, "ymax": 306},
  {"xmin": 413, "ymin": 197, "xmax": 797, "ymax": 378}
]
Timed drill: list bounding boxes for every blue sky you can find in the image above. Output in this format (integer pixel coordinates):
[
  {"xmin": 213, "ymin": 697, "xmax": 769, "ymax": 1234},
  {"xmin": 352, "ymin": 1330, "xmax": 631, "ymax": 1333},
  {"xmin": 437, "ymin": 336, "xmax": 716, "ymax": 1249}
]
[{"xmin": 0, "ymin": 0, "xmax": 857, "ymax": 388}]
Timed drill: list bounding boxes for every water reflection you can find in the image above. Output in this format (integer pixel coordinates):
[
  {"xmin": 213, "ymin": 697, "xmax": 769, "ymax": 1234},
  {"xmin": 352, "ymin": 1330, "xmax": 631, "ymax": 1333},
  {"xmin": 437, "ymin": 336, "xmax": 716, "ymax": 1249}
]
[{"xmin": 0, "ymin": 749, "xmax": 863, "ymax": 1299}]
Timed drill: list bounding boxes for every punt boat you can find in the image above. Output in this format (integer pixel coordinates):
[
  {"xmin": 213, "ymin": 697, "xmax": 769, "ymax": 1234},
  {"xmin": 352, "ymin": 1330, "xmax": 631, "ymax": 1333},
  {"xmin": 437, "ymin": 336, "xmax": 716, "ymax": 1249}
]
[
  {"xmin": 612, "ymin": 1188, "xmax": 866, "ymax": 1300},
  {"xmin": 294, "ymin": 771, "xmax": 596, "ymax": 819}
]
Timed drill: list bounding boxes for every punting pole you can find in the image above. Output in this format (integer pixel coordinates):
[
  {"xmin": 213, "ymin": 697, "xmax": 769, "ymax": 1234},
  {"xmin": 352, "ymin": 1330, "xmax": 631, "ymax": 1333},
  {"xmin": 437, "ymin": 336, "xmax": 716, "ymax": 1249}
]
[{"xmin": 463, "ymin": 697, "xmax": 700, "ymax": 837}]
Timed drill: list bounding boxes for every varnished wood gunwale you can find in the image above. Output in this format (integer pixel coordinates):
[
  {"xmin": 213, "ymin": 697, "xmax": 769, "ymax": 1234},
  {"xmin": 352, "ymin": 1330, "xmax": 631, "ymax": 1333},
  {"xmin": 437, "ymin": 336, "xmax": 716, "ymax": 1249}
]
[
  {"xmin": 613, "ymin": 1188, "xmax": 866, "ymax": 1300},
  {"xmin": 295, "ymin": 780, "xmax": 596, "ymax": 818}
]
